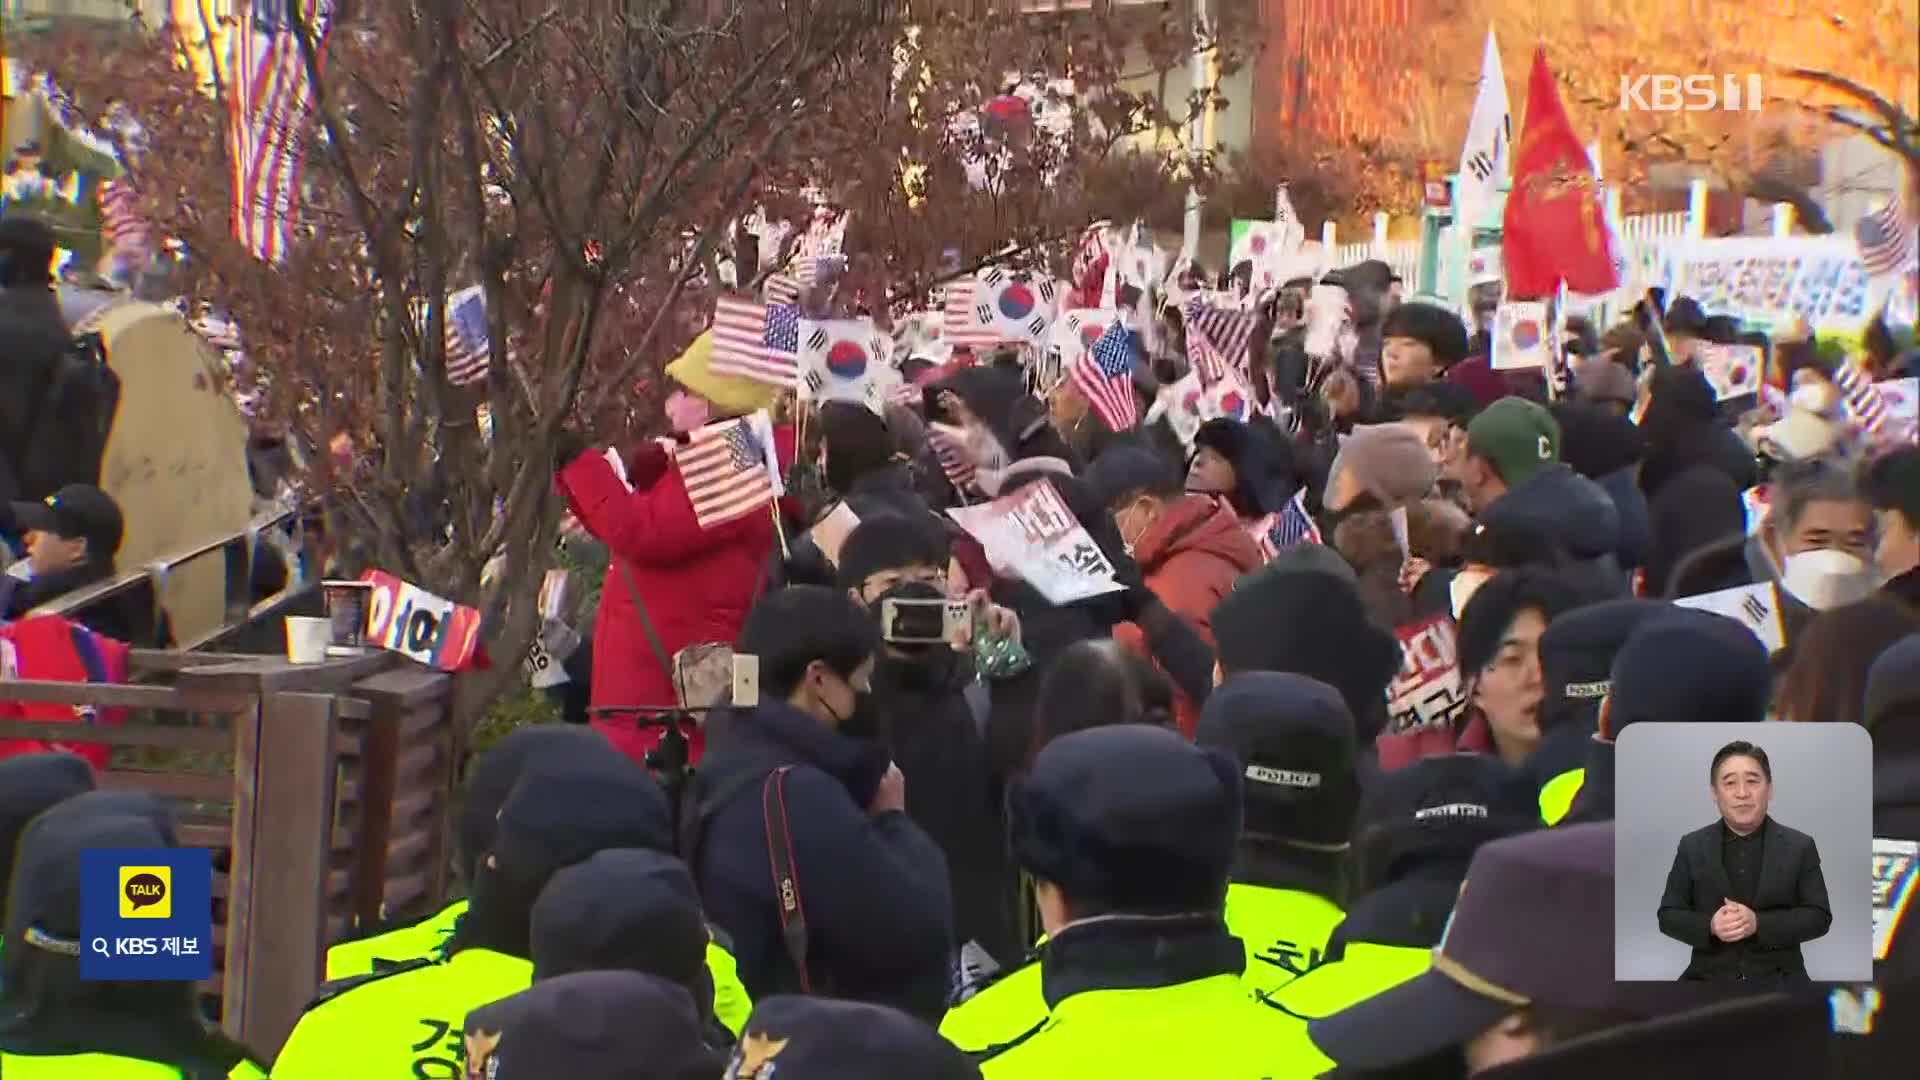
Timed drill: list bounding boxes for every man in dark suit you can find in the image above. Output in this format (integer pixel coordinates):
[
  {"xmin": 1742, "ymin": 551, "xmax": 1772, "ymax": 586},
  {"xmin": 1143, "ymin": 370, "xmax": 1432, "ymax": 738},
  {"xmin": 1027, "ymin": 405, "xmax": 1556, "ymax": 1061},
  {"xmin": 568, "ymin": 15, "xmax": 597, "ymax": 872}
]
[{"xmin": 1657, "ymin": 740, "xmax": 1831, "ymax": 982}]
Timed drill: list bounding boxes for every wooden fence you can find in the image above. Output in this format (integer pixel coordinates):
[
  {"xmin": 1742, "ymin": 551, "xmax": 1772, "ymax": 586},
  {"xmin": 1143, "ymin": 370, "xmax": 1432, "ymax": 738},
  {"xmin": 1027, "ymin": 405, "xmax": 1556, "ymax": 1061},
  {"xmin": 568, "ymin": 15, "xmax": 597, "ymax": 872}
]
[{"xmin": 0, "ymin": 648, "xmax": 463, "ymax": 1060}]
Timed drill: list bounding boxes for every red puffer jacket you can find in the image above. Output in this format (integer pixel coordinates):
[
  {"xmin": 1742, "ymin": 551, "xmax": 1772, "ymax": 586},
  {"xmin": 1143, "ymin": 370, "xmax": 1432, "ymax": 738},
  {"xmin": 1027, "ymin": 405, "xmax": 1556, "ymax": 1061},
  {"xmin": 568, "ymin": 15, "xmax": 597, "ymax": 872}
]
[
  {"xmin": 0, "ymin": 614, "xmax": 130, "ymax": 770},
  {"xmin": 558, "ymin": 426, "xmax": 794, "ymax": 767}
]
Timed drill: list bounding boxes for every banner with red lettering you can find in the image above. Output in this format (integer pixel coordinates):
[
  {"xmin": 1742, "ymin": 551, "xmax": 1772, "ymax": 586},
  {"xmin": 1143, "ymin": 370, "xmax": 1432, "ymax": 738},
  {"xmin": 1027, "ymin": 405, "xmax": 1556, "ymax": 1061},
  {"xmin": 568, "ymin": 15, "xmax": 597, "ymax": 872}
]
[{"xmin": 1387, "ymin": 615, "xmax": 1466, "ymax": 734}]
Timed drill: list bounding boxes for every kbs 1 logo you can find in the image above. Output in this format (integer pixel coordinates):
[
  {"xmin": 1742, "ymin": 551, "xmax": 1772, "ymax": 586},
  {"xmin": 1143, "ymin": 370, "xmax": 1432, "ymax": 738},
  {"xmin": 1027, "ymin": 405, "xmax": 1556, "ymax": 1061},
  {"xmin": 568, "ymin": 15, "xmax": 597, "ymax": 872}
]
[{"xmin": 1619, "ymin": 74, "xmax": 1764, "ymax": 113}]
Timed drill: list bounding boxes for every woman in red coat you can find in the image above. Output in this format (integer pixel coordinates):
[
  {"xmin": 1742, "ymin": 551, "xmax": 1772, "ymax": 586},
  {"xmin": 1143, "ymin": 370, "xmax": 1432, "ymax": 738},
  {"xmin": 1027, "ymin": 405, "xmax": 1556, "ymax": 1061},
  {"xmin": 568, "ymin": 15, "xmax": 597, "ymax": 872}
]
[{"xmin": 557, "ymin": 332, "xmax": 793, "ymax": 766}]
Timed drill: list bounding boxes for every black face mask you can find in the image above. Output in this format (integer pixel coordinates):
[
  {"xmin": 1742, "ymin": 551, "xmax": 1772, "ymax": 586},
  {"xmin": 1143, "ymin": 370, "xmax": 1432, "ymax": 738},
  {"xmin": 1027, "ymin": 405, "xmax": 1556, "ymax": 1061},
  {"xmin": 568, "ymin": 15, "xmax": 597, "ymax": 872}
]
[
  {"xmin": 837, "ymin": 690, "xmax": 882, "ymax": 742},
  {"xmin": 1320, "ymin": 492, "xmax": 1384, "ymax": 537}
]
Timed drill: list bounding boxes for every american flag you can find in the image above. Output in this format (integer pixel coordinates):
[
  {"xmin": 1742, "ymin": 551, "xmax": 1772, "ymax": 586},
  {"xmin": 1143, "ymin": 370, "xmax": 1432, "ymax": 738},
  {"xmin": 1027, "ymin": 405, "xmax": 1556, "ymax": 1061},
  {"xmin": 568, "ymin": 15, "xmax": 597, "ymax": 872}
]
[
  {"xmin": 762, "ymin": 254, "xmax": 842, "ymax": 306},
  {"xmin": 926, "ymin": 424, "xmax": 979, "ymax": 495},
  {"xmin": 230, "ymin": 0, "xmax": 329, "ymax": 263},
  {"xmin": 99, "ymin": 179, "xmax": 152, "ymax": 269},
  {"xmin": 1252, "ymin": 490, "xmax": 1321, "ymax": 560},
  {"xmin": 444, "ymin": 286, "xmax": 490, "ymax": 388},
  {"xmin": 1183, "ymin": 296, "xmax": 1257, "ymax": 378},
  {"xmin": 675, "ymin": 416, "xmax": 775, "ymax": 530},
  {"xmin": 710, "ymin": 295, "xmax": 801, "ymax": 386},
  {"xmin": 1856, "ymin": 192, "xmax": 1918, "ymax": 278},
  {"xmin": 1832, "ymin": 360, "xmax": 1890, "ymax": 436},
  {"xmin": 1186, "ymin": 327, "xmax": 1234, "ymax": 388},
  {"xmin": 942, "ymin": 278, "xmax": 1001, "ymax": 349},
  {"xmin": 1072, "ymin": 321, "xmax": 1138, "ymax": 432}
]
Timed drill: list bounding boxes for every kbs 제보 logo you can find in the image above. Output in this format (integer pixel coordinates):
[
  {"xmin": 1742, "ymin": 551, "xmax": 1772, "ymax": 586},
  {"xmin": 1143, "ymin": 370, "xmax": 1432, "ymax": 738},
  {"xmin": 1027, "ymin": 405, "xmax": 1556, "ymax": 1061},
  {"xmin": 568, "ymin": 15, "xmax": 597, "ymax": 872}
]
[{"xmin": 118, "ymin": 865, "xmax": 171, "ymax": 919}]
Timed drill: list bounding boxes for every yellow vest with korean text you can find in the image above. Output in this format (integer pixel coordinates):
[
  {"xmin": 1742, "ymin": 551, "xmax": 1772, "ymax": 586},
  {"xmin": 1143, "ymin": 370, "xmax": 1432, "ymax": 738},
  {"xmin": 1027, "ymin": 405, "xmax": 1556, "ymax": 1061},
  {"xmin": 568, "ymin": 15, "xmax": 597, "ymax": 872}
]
[
  {"xmin": 317, "ymin": 898, "xmax": 751, "ymax": 1036},
  {"xmin": 270, "ymin": 947, "xmax": 531, "ymax": 1080}
]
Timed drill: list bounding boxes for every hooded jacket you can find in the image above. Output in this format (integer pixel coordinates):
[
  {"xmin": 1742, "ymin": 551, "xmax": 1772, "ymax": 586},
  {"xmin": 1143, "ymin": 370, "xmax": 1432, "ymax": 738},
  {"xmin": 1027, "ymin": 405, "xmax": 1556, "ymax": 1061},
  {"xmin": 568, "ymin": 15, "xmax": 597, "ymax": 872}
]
[
  {"xmin": 556, "ymin": 423, "xmax": 796, "ymax": 767},
  {"xmin": 1644, "ymin": 464, "xmax": 1749, "ymax": 599},
  {"xmin": 1552, "ymin": 402, "xmax": 1651, "ymax": 575},
  {"xmin": 686, "ymin": 700, "xmax": 955, "ymax": 1023},
  {"xmin": 1112, "ymin": 495, "xmax": 1264, "ymax": 735},
  {"xmin": 0, "ymin": 806, "xmax": 265, "ymax": 1077},
  {"xmin": 1476, "ymin": 463, "xmax": 1625, "ymax": 598}
]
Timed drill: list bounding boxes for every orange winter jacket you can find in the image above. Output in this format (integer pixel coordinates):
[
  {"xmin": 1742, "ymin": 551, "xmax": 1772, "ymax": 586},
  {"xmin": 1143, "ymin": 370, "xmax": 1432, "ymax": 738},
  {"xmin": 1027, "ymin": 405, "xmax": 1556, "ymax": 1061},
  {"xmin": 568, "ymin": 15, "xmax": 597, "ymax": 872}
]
[{"xmin": 1114, "ymin": 495, "xmax": 1264, "ymax": 736}]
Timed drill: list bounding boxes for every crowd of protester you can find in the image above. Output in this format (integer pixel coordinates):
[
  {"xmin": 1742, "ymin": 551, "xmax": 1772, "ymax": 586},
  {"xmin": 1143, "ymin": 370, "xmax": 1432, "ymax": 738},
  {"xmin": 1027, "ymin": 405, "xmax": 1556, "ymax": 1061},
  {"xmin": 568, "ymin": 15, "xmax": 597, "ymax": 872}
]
[{"xmin": 0, "ymin": 231, "xmax": 1917, "ymax": 1077}]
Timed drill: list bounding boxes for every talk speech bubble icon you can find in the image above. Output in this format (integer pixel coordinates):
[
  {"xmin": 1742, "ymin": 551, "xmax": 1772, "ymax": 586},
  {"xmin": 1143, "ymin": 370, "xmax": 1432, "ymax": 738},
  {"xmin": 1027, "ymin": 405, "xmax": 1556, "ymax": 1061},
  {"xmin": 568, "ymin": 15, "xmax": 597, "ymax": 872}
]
[{"xmin": 119, "ymin": 867, "xmax": 171, "ymax": 918}]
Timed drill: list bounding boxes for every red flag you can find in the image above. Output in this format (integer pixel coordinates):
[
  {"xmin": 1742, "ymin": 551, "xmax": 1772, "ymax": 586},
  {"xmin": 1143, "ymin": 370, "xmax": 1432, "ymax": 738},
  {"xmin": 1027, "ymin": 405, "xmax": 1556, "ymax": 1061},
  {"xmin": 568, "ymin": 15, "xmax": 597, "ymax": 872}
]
[{"xmin": 1502, "ymin": 48, "xmax": 1618, "ymax": 298}]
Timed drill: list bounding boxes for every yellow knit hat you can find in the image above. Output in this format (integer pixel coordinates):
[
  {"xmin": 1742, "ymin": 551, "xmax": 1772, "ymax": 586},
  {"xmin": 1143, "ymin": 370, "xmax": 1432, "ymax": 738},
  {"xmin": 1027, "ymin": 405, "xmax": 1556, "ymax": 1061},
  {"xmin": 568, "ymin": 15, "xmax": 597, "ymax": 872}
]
[{"xmin": 664, "ymin": 331, "xmax": 778, "ymax": 416}]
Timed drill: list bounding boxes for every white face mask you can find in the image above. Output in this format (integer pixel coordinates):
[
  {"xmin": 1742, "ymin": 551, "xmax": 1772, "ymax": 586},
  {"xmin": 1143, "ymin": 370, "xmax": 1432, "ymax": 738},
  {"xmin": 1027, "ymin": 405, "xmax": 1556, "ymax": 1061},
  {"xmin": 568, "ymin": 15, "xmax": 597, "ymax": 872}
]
[
  {"xmin": 1779, "ymin": 548, "xmax": 1876, "ymax": 610},
  {"xmin": 1788, "ymin": 381, "xmax": 1836, "ymax": 415}
]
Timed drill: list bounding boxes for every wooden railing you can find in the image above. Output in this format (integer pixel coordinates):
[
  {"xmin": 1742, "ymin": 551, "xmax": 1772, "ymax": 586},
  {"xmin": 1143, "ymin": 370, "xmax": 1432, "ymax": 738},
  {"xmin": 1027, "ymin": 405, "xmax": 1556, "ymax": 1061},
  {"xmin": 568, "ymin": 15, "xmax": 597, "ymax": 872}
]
[{"xmin": 0, "ymin": 648, "xmax": 462, "ymax": 1060}]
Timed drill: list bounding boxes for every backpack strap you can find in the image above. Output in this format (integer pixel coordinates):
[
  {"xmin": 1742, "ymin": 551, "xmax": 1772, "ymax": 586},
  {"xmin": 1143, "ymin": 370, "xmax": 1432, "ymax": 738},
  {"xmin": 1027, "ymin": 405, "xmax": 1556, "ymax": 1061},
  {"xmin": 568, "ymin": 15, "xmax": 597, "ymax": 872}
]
[
  {"xmin": 762, "ymin": 765, "xmax": 813, "ymax": 993},
  {"xmin": 69, "ymin": 623, "xmax": 109, "ymax": 684},
  {"xmin": 678, "ymin": 765, "xmax": 775, "ymax": 874}
]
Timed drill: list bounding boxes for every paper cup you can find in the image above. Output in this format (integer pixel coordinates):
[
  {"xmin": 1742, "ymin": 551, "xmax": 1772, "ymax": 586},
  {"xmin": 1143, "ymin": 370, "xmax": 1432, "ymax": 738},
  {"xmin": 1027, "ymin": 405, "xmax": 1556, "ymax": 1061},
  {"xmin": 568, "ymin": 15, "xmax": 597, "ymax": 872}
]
[
  {"xmin": 322, "ymin": 579, "xmax": 375, "ymax": 656},
  {"xmin": 285, "ymin": 616, "xmax": 332, "ymax": 664}
]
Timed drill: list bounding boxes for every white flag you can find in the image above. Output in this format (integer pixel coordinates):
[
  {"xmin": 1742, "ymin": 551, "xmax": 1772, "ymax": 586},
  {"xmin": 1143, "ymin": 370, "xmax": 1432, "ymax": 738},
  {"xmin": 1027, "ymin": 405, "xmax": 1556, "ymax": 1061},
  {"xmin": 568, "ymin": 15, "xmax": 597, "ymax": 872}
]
[
  {"xmin": 1455, "ymin": 27, "xmax": 1511, "ymax": 235},
  {"xmin": 1273, "ymin": 185, "xmax": 1307, "ymax": 256}
]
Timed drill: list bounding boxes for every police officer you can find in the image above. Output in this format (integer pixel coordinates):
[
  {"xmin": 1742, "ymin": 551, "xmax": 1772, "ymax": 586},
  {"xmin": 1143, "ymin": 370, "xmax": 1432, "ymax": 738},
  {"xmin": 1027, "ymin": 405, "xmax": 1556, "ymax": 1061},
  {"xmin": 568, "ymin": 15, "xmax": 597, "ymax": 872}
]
[
  {"xmin": 1265, "ymin": 753, "xmax": 1537, "ymax": 1021},
  {"xmin": 272, "ymin": 751, "xmax": 676, "ymax": 1078},
  {"xmin": 0, "ymin": 798, "xmax": 268, "ymax": 1076},
  {"xmin": 1194, "ymin": 672, "xmax": 1358, "ymax": 996},
  {"xmin": 963, "ymin": 724, "xmax": 1321, "ymax": 1076},
  {"xmin": 324, "ymin": 724, "xmax": 608, "ymax": 978},
  {"xmin": 726, "ymin": 995, "xmax": 982, "ymax": 1079},
  {"xmin": 527, "ymin": 848, "xmax": 746, "ymax": 1044},
  {"xmin": 1473, "ymin": 992, "xmax": 1832, "ymax": 1079},
  {"xmin": 1561, "ymin": 608, "xmax": 1770, "ymax": 826},
  {"xmin": 943, "ymin": 673, "xmax": 1359, "ymax": 1050},
  {"xmin": 0, "ymin": 753, "xmax": 95, "ymax": 973},
  {"xmin": 461, "ymin": 971, "xmax": 726, "ymax": 1080},
  {"xmin": 1527, "ymin": 599, "xmax": 1666, "ymax": 825},
  {"xmin": 322, "ymin": 725, "xmax": 753, "ymax": 1036}
]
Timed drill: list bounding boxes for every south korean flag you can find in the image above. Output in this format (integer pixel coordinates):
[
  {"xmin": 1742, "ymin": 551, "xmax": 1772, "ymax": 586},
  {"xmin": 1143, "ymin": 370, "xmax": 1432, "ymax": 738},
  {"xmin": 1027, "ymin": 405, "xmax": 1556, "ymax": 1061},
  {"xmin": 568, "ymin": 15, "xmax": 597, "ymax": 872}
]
[
  {"xmin": 799, "ymin": 317, "xmax": 897, "ymax": 412},
  {"xmin": 971, "ymin": 267, "xmax": 1060, "ymax": 345}
]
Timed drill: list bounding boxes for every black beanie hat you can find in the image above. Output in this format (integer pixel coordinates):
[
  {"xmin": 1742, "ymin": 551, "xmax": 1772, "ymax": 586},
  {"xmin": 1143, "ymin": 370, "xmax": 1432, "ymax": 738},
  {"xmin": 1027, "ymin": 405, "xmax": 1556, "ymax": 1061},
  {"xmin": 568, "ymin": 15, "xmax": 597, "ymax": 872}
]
[
  {"xmin": 456, "ymin": 726, "xmax": 613, "ymax": 883},
  {"xmin": 729, "ymin": 996, "xmax": 983, "ymax": 1080},
  {"xmin": 1213, "ymin": 564, "xmax": 1402, "ymax": 741},
  {"xmin": 1196, "ymin": 672, "xmax": 1358, "ymax": 846},
  {"xmin": 1537, "ymin": 599, "xmax": 1672, "ymax": 735},
  {"xmin": 531, "ymin": 849, "xmax": 708, "ymax": 993},
  {"xmin": 834, "ymin": 512, "xmax": 949, "ymax": 591},
  {"xmin": 492, "ymin": 754, "xmax": 674, "ymax": 892},
  {"xmin": 1601, "ymin": 608, "xmax": 1771, "ymax": 737},
  {"xmin": 1350, "ymin": 753, "xmax": 1538, "ymax": 893},
  {"xmin": 1009, "ymin": 725, "xmax": 1241, "ymax": 915},
  {"xmin": 1382, "ymin": 302, "xmax": 1472, "ymax": 370}
]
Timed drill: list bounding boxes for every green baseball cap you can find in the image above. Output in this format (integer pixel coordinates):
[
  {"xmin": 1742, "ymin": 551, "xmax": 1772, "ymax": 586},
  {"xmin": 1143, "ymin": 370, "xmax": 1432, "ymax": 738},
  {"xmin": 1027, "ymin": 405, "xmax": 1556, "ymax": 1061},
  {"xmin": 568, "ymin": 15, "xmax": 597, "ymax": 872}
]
[{"xmin": 1466, "ymin": 398, "xmax": 1560, "ymax": 488}]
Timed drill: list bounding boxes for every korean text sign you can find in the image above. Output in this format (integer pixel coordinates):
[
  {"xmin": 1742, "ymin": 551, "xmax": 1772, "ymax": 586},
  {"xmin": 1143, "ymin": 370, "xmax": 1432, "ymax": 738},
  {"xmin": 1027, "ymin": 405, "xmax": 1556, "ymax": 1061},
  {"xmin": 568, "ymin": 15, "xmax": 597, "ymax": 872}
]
[{"xmin": 79, "ymin": 847, "xmax": 213, "ymax": 981}]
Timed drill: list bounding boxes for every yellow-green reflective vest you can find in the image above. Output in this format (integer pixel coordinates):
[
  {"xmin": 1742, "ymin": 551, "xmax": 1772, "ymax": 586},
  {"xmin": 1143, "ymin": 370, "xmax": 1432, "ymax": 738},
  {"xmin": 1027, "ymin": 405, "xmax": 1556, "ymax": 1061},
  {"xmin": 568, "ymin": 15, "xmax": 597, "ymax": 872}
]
[
  {"xmin": 318, "ymin": 898, "xmax": 752, "ymax": 1036},
  {"xmin": 1262, "ymin": 940, "xmax": 1433, "ymax": 1020},
  {"xmin": 976, "ymin": 972, "xmax": 1333, "ymax": 1079},
  {"xmin": 0, "ymin": 1051, "xmax": 268, "ymax": 1077},
  {"xmin": 1539, "ymin": 768, "xmax": 1586, "ymax": 826},
  {"xmin": 943, "ymin": 885, "xmax": 1343, "ymax": 1053},
  {"xmin": 324, "ymin": 900, "xmax": 466, "ymax": 980},
  {"xmin": 939, "ymin": 955, "xmax": 1044, "ymax": 1052},
  {"xmin": 1225, "ymin": 882, "xmax": 1344, "ymax": 999},
  {"xmin": 271, "ymin": 947, "xmax": 533, "ymax": 1079}
]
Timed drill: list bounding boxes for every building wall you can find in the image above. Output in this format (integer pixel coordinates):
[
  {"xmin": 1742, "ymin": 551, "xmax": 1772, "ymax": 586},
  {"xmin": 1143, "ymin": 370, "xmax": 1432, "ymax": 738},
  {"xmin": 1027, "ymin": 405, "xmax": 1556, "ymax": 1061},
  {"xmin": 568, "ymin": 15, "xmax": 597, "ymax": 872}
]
[{"xmin": 1252, "ymin": 0, "xmax": 1417, "ymax": 150}]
